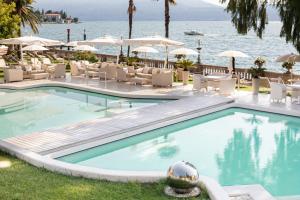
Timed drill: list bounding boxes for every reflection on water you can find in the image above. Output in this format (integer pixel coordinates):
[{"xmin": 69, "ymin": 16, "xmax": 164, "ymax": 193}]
[
  {"xmin": 0, "ymin": 87, "xmax": 165, "ymax": 139},
  {"xmin": 217, "ymin": 115, "xmax": 300, "ymax": 196},
  {"xmin": 59, "ymin": 108, "xmax": 300, "ymax": 197}
]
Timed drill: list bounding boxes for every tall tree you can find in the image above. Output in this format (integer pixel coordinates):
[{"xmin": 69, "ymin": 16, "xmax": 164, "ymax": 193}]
[
  {"xmin": 221, "ymin": 0, "xmax": 300, "ymax": 53},
  {"xmin": 160, "ymin": 0, "xmax": 176, "ymax": 38},
  {"xmin": 5, "ymin": 0, "xmax": 41, "ymax": 35},
  {"xmin": 0, "ymin": 0, "xmax": 20, "ymax": 39},
  {"xmin": 127, "ymin": 0, "xmax": 136, "ymax": 56}
]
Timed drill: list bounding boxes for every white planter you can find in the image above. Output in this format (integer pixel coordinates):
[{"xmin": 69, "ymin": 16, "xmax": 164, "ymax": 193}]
[
  {"xmin": 182, "ymin": 71, "xmax": 189, "ymax": 85},
  {"xmin": 252, "ymin": 78, "xmax": 260, "ymax": 95}
]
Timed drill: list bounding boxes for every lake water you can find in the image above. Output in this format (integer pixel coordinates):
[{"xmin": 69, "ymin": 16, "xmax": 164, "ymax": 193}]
[{"xmin": 23, "ymin": 21, "xmax": 300, "ymax": 73}]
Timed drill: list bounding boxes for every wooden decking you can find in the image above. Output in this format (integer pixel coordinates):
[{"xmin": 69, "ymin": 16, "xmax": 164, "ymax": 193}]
[{"xmin": 4, "ymin": 95, "xmax": 234, "ymax": 155}]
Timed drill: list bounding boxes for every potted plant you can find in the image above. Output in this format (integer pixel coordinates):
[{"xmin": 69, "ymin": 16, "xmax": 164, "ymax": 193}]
[
  {"xmin": 248, "ymin": 57, "xmax": 266, "ymax": 95},
  {"xmin": 176, "ymin": 59, "xmax": 195, "ymax": 85},
  {"xmin": 282, "ymin": 61, "xmax": 295, "ymax": 74}
]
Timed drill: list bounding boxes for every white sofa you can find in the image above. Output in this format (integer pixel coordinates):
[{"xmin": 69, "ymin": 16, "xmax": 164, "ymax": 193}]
[
  {"xmin": 152, "ymin": 70, "xmax": 173, "ymax": 87},
  {"xmin": 4, "ymin": 68, "xmax": 23, "ymax": 83}
]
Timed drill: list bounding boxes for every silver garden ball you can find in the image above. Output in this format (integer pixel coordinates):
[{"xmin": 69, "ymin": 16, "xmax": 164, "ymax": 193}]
[{"xmin": 166, "ymin": 161, "xmax": 199, "ymax": 194}]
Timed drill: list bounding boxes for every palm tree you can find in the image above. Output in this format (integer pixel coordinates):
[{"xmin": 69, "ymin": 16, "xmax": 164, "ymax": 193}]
[
  {"xmin": 163, "ymin": 0, "xmax": 176, "ymax": 38},
  {"xmin": 127, "ymin": 0, "xmax": 136, "ymax": 56},
  {"xmin": 6, "ymin": 0, "xmax": 41, "ymax": 35}
]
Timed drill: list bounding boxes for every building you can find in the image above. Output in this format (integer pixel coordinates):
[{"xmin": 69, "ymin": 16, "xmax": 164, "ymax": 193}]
[{"xmin": 44, "ymin": 13, "xmax": 62, "ymax": 23}]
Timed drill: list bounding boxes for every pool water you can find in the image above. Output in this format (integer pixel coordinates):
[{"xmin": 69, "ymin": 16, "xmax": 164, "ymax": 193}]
[
  {"xmin": 59, "ymin": 108, "xmax": 300, "ymax": 197},
  {"xmin": 0, "ymin": 87, "xmax": 166, "ymax": 139}
]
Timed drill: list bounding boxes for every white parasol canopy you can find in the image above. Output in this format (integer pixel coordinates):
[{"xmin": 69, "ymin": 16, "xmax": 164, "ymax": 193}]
[
  {"xmin": 276, "ymin": 53, "xmax": 300, "ymax": 63},
  {"xmin": 132, "ymin": 46, "xmax": 159, "ymax": 53},
  {"xmin": 170, "ymin": 48, "xmax": 198, "ymax": 55},
  {"xmin": 123, "ymin": 35, "xmax": 184, "ymax": 47},
  {"xmin": 79, "ymin": 36, "xmax": 121, "ymax": 46},
  {"xmin": 217, "ymin": 50, "xmax": 249, "ymax": 58},
  {"xmin": 23, "ymin": 44, "xmax": 49, "ymax": 51},
  {"xmin": 218, "ymin": 50, "xmax": 249, "ymax": 73},
  {"xmin": 66, "ymin": 41, "xmax": 79, "ymax": 47},
  {"xmin": 0, "ymin": 36, "xmax": 63, "ymax": 46},
  {"xmin": 73, "ymin": 45, "xmax": 98, "ymax": 52}
]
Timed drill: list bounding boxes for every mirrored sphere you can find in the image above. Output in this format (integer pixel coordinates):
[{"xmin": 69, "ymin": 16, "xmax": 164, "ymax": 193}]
[{"xmin": 166, "ymin": 161, "xmax": 199, "ymax": 194}]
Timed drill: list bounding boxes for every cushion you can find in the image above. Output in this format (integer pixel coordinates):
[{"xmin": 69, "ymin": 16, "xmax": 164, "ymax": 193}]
[
  {"xmin": 152, "ymin": 68, "xmax": 160, "ymax": 74},
  {"xmin": 136, "ymin": 73, "xmax": 152, "ymax": 79},
  {"xmin": 24, "ymin": 65, "xmax": 32, "ymax": 71},
  {"xmin": 142, "ymin": 67, "xmax": 149, "ymax": 74},
  {"xmin": 15, "ymin": 66, "xmax": 22, "ymax": 70}
]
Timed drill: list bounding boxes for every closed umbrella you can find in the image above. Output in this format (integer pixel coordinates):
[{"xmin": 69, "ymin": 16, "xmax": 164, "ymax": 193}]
[
  {"xmin": 218, "ymin": 50, "xmax": 249, "ymax": 73},
  {"xmin": 276, "ymin": 53, "xmax": 300, "ymax": 63},
  {"xmin": 73, "ymin": 45, "xmax": 98, "ymax": 52}
]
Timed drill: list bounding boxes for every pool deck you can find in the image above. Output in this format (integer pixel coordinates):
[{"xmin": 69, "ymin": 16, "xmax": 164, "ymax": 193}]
[
  {"xmin": 1, "ymin": 76, "xmax": 300, "ymax": 156},
  {"xmin": 0, "ymin": 76, "xmax": 299, "ymax": 200}
]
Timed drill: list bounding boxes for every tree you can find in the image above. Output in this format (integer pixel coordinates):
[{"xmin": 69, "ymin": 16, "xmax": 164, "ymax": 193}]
[
  {"xmin": 221, "ymin": 0, "xmax": 300, "ymax": 53},
  {"xmin": 155, "ymin": 0, "xmax": 176, "ymax": 38},
  {"xmin": 0, "ymin": 0, "xmax": 20, "ymax": 39},
  {"xmin": 127, "ymin": 0, "xmax": 136, "ymax": 56},
  {"xmin": 5, "ymin": 0, "xmax": 41, "ymax": 35}
]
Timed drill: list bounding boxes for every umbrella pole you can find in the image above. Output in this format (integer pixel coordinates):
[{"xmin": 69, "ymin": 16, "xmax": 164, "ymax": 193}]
[
  {"xmin": 164, "ymin": 46, "xmax": 169, "ymax": 69},
  {"xmin": 232, "ymin": 57, "xmax": 236, "ymax": 75}
]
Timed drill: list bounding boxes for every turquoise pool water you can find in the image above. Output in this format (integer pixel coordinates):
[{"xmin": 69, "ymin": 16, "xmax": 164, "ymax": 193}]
[
  {"xmin": 0, "ymin": 87, "xmax": 165, "ymax": 139},
  {"xmin": 59, "ymin": 108, "xmax": 300, "ymax": 197}
]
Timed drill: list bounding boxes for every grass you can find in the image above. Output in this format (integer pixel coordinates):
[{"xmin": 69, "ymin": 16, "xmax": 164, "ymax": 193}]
[{"xmin": 0, "ymin": 152, "xmax": 209, "ymax": 200}]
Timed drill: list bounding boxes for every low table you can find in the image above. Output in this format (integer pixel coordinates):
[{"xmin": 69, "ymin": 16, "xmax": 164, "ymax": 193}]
[
  {"xmin": 31, "ymin": 73, "xmax": 49, "ymax": 80},
  {"xmin": 131, "ymin": 77, "xmax": 151, "ymax": 85}
]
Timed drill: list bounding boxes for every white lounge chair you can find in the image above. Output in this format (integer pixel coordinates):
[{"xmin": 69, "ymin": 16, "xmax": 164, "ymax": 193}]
[
  {"xmin": 53, "ymin": 64, "xmax": 66, "ymax": 78},
  {"xmin": 269, "ymin": 82, "xmax": 287, "ymax": 102}
]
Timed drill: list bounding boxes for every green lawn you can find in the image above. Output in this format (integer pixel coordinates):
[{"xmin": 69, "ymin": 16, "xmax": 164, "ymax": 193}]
[{"xmin": 0, "ymin": 152, "xmax": 209, "ymax": 200}]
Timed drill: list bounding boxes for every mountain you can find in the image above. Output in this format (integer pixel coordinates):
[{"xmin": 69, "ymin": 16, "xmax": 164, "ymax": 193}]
[{"xmin": 34, "ymin": 0, "xmax": 279, "ymax": 21}]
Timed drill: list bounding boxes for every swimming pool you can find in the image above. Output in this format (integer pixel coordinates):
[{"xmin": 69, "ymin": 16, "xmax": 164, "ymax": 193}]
[
  {"xmin": 59, "ymin": 108, "xmax": 300, "ymax": 197},
  {"xmin": 0, "ymin": 87, "xmax": 166, "ymax": 139}
]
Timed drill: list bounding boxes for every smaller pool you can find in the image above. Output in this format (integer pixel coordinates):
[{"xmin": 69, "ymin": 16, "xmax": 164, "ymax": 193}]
[
  {"xmin": 59, "ymin": 108, "xmax": 300, "ymax": 197},
  {"xmin": 0, "ymin": 87, "xmax": 167, "ymax": 139}
]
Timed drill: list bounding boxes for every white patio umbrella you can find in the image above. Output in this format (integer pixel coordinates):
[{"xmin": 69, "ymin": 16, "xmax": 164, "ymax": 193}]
[
  {"xmin": 170, "ymin": 48, "xmax": 198, "ymax": 55},
  {"xmin": 124, "ymin": 36, "xmax": 184, "ymax": 68},
  {"xmin": 276, "ymin": 53, "xmax": 300, "ymax": 63},
  {"xmin": 0, "ymin": 36, "xmax": 63, "ymax": 46},
  {"xmin": 66, "ymin": 41, "xmax": 79, "ymax": 47},
  {"xmin": 132, "ymin": 46, "xmax": 159, "ymax": 59},
  {"xmin": 22, "ymin": 45, "xmax": 49, "ymax": 51},
  {"xmin": 79, "ymin": 35, "xmax": 121, "ymax": 46},
  {"xmin": 73, "ymin": 45, "xmax": 98, "ymax": 52},
  {"xmin": 79, "ymin": 36, "xmax": 122, "ymax": 63},
  {"xmin": 0, "ymin": 36, "xmax": 63, "ymax": 60},
  {"xmin": 218, "ymin": 50, "xmax": 249, "ymax": 73}
]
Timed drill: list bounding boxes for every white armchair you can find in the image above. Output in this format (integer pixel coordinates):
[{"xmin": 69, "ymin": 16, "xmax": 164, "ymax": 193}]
[
  {"xmin": 193, "ymin": 74, "xmax": 208, "ymax": 91},
  {"xmin": 4, "ymin": 68, "xmax": 23, "ymax": 83},
  {"xmin": 219, "ymin": 78, "xmax": 237, "ymax": 95},
  {"xmin": 270, "ymin": 82, "xmax": 287, "ymax": 102},
  {"xmin": 152, "ymin": 70, "xmax": 173, "ymax": 87}
]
